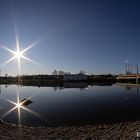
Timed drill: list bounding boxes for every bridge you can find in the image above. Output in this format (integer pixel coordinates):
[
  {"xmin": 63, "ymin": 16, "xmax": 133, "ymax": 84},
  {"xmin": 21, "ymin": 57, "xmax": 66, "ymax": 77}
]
[{"xmin": 117, "ymin": 74, "xmax": 140, "ymax": 84}]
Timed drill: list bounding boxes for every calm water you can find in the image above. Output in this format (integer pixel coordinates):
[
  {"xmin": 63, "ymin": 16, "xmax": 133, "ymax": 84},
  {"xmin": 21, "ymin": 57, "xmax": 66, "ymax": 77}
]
[{"xmin": 0, "ymin": 83, "xmax": 140, "ymax": 126}]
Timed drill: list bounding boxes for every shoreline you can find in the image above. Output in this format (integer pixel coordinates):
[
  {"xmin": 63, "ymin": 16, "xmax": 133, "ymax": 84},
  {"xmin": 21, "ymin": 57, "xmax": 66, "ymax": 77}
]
[{"xmin": 0, "ymin": 119, "xmax": 139, "ymax": 139}]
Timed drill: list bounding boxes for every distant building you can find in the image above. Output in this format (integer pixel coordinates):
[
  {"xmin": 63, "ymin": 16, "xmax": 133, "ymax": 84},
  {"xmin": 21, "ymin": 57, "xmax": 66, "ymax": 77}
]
[
  {"xmin": 64, "ymin": 72, "xmax": 71, "ymax": 75},
  {"xmin": 79, "ymin": 70, "xmax": 86, "ymax": 75},
  {"xmin": 59, "ymin": 71, "xmax": 65, "ymax": 75},
  {"xmin": 5, "ymin": 73, "xmax": 8, "ymax": 77},
  {"xmin": 64, "ymin": 74, "xmax": 88, "ymax": 81},
  {"xmin": 52, "ymin": 70, "xmax": 58, "ymax": 75}
]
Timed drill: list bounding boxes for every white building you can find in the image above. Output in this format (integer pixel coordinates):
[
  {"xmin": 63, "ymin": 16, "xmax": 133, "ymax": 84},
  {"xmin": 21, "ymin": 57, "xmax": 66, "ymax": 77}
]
[{"xmin": 64, "ymin": 74, "xmax": 88, "ymax": 81}]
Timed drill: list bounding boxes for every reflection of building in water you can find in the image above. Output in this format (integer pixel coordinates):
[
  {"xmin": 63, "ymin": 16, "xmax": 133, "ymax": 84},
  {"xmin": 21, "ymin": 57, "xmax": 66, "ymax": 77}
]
[
  {"xmin": 137, "ymin": 87, "xmax": 139, "ymax": 93},
  {"xmin": 117, "ymin": 83, "xmax": 140, "ymax": 99},
  {"xmin": 5, "ymin": 85, "xmax": 9, "ymax": 88},
  {"xmin": 125, "ymin": 87, "xmax": 132, "ymax": 99},
  {"xmin": 59, "ymin": 87, "xmax": 64, "ymax": 90},
  {"xmin": 52, "ymin": 87, "xmax": 59, "ymax": 91},
  {"xmin": 63, "ymin": 82, "xmax": 88, "ymax": 89},
  {"xmin": 125, "ymin": 86, "xmax": 139, "ymax": 99},
  {"xmin": 52, "ymin": 83, "xmax": 88, "ymax": 91}
]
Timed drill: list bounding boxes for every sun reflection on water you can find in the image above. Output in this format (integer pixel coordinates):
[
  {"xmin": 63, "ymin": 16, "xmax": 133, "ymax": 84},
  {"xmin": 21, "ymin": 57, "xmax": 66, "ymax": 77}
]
[{"xmin": 1, "ymin": 87, "xmax": 42, "ymax": 126}]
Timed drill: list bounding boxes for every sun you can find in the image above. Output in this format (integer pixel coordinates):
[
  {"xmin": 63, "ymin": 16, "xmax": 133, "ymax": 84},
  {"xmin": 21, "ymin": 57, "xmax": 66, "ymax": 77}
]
[
  {"xmin": 1, "ymin": 44, "xmax": 32, "ymax": 74},
  {"xmin": 15, "ymin": 50, "xmax": 23, "ymax": 59}
]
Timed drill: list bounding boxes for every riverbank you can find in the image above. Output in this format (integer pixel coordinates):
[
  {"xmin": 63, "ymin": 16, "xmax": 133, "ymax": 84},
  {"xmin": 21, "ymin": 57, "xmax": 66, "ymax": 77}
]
[
  {"xmin": 0, "ymin": 120, "xmax": 139, "ymax": 140},
  {"xmin": 0, "ymin": 74, "xmax": 117, "ymax": 85}
]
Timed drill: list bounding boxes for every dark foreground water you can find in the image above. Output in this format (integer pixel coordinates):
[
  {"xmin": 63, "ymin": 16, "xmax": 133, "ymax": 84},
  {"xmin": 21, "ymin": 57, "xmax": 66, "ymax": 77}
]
[{"xmin": 0, "ymin": 83, "xmax": 140, "ymax": 127}]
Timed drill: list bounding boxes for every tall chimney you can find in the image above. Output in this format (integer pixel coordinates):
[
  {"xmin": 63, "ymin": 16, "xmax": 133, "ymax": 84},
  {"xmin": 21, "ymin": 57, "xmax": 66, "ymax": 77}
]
[
  {"xmin": 128, "ymin": 63, "xmax": 130, "ymax": 74},
  {"xmin": 125, "ymin": 63, "xmax": 127, "ymax": 74},
  {"xmin": 137, "ymin": 64, "xmax": 139, "ymax": 74},
  {"xmin": 131, "ymin": 64, "xmax": 132, "ymax": 74}
]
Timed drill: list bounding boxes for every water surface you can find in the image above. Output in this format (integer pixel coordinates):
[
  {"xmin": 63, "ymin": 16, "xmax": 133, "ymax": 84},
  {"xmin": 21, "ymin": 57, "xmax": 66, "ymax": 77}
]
[{"xmin": 0, "ymin": 83, "xmax": 140, "ymax": 126}]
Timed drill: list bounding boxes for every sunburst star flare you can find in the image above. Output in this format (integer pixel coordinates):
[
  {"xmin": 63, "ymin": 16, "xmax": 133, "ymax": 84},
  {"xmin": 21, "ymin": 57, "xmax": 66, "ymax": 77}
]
[{"xmin": 0, "ymin": 32, "xmax": 47, "ymax": 74}]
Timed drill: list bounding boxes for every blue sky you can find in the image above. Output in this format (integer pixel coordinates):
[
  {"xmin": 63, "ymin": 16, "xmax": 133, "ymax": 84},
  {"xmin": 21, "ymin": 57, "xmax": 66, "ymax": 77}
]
[{"xmin": 0, "ymin": 0, "xmax": 140, "ymax": 76}]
